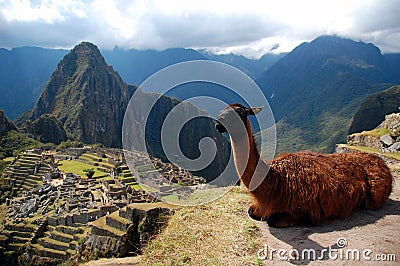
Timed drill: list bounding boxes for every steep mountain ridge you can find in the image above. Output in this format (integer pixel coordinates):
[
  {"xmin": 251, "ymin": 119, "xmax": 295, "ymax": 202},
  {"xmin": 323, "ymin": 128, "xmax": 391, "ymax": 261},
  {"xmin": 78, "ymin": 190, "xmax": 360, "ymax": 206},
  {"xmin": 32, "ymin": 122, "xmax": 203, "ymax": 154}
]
[
  {"xmin": 256, "ymin": 35, "xmax": 398, "ymax": 153},
  {"xmin": 28, "ymin": 42, "xmax": 131, "ymax": 147},
  {"xmin": 0, "ymin": 46, "xmax": 285, "ymax": 119},
  {"xmin": 22, "ymin": 42, "xmax": 231, "ymax": 181},
  {"xmin": 349, "ymin": 85, "xmax": 400, "ymax": 134},
  {"xmin": 1, "ymin": 36, "xmax": 399, "ymax": 155},
  {"xmin": 0, "ymin": 110, "xmax": 17, "ymax": 136}
]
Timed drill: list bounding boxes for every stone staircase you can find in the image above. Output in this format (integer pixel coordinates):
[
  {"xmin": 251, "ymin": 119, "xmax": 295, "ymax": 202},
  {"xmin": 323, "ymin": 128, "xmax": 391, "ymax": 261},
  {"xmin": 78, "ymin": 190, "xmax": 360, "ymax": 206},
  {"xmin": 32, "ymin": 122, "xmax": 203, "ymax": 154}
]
[
  {"xmin": 78, "ymin": 153, "xmax": 114, "ymax": 175},
  {"xmin": 116, "ymin": 165, "xmax": 137, "ymax": 186},
  {"xmin": 87, "ymin": 203, "xmax": 174, "ymax": 257},
  {"xmin": 2, "ymin": 153, "xmax": 50, "ymax": 196},
  {"xmin": 2, "ymin": 219, "xmax": 44, "ymax": 252},
  {"xmin": 32, "ymin": 223, "xmax": 85, "ymax": 261}
]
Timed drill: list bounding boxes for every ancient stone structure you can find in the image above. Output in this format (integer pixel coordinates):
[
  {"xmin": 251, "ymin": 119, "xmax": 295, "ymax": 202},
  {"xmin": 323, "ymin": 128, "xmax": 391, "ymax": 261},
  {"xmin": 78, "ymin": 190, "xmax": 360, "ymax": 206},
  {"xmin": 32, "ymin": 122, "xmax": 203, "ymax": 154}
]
[{"xmin": 0, "ymin": 147, "xmax": 205, "ymax": 264}]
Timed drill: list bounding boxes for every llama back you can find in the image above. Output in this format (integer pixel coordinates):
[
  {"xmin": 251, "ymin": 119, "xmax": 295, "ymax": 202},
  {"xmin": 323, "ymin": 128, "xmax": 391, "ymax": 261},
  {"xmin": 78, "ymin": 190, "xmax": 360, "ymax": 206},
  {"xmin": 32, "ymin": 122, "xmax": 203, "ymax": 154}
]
[
  {"xmin": 322, "ymin": 152, "xmax": 392, "ymax": 210},
  {"xmin": 266, "ymin": 151, "xmax": 393, "ymax": 224}
]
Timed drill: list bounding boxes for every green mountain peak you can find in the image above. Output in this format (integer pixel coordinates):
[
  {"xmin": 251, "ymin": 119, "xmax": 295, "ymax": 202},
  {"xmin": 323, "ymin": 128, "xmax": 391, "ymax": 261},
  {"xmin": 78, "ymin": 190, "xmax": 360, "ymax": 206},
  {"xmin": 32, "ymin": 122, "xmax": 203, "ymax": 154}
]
[{"xmin": 29, "ymin": 42, "xmax": 131, "ymax": 147}]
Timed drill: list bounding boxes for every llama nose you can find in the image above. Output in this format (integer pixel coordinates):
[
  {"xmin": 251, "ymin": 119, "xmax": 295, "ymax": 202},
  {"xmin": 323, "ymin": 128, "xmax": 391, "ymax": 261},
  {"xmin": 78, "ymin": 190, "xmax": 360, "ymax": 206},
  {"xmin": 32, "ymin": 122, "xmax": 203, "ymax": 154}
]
[{"xmin": 215, "ymin": 121, "xmax": 227, "ymax": 133}]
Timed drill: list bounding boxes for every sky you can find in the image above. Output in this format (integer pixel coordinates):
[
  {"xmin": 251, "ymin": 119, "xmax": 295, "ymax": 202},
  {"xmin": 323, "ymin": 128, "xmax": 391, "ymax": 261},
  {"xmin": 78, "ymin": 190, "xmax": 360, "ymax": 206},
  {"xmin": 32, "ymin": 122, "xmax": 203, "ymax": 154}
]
[{"xmin": 0, "ymin": 0, "xmax": 399, "ymax": 58}]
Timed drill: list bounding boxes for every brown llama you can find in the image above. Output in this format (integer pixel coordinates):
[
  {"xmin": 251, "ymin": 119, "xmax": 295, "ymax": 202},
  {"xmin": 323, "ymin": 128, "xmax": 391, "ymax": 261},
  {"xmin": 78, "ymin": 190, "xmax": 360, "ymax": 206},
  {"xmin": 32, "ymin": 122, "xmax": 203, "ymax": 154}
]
[{"xmin": 215, "ymin": 103, "xmax": 393, "ymax": 227}]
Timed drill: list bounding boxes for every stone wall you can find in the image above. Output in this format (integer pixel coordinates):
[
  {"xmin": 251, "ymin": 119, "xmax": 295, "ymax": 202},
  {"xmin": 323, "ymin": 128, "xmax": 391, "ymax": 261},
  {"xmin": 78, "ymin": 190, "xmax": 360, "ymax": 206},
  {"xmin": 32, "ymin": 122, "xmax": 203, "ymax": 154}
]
[
  {"xmin": 347, "ymin": 134, "xmax": 382, "ymax": 149},
  {"xmin": 99, "ymin": 205, "xmax": 118, "ymax": 216}
]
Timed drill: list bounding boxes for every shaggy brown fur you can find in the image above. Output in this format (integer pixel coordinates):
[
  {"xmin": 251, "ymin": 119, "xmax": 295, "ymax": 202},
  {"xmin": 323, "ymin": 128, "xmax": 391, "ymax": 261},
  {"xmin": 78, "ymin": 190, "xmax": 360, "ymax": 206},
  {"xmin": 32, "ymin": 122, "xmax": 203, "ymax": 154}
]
[{"xmin": 216, "ymin": 103, "xmax": 393, "ymax": 227}]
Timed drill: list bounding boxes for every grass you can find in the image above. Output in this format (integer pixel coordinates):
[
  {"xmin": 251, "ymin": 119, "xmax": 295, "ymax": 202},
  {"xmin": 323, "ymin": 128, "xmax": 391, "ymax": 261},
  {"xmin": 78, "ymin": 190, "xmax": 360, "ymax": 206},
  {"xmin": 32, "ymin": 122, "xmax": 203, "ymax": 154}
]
[
  {"xmin": 31, "ymin": 243, "xmax": 66, "ymax": 255},
  {"xmin": 352, "ymin": 128, "xmax": 391, "ymax": 138},
  {"xmin": 141, "ymin": 186, "xmax": 264, "ymax": 266},
  {"xmin": 57, "ymin": 160, "xmax": 107, "ymax": 178},
  {"xmin": 344, "ymin": 145, "xmax": 400, "ymax": 160},
  {"xmin": 91, "ymin": 216, "xmax": 125, "ymax": 237},
  {"xmin": 0, "ymin": 204, "xmax": 7, "ymax": 228},
  {"xmin": 3, "ymin": 157, "xmax": 15, "ymax": 163},
  {"xmin": 129, "ymin": 183, "xmax": 144, "ymax": 191},
  {"xmin": 79, "ymin": 153, "xmax": 115, "ymax": 168}
]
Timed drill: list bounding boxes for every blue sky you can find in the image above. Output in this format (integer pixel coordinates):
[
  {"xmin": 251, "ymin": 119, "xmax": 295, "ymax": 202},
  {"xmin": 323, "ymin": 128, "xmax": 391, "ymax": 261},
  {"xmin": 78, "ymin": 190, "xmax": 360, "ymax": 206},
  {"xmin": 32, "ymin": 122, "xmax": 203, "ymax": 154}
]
[{"xmin": 1, "ymin": 0, "xmax": 399, "ymax": 58}]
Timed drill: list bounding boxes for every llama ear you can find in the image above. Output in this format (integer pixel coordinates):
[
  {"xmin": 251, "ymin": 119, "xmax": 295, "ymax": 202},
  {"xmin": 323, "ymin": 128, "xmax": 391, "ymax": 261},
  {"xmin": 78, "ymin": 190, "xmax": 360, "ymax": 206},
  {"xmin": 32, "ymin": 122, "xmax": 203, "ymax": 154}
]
[{"xmin": 248, "ymin": 106, "xmax": 263, "ymax": 116}]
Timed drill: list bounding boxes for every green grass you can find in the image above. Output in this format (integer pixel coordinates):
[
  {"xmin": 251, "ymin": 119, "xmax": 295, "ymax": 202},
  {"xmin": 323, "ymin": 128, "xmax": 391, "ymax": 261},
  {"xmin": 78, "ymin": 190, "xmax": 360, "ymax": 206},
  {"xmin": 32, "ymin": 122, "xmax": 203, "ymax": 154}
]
[
  {"xmin": 79, "ymin": 153, "xmax": 115, "ymax": 168},
  {"xmin": 345, "ymin": 145, "xmax": 400, "ymax": 160},
  {"xmin": 127, "ymin": 183, "xmax": 144, "ymax": 191},
  {"xmin": 57, "ymin": 160, "xmax": 107, "ymax": 178},
  {"xmin": 31, "ymin": 243, "xmax": 66, "ymax": 255},
  {"xmin": 353, "ymin": 128, "xmax": 391, "ymax": 138},
  {"xmin": 162, "ymin": 194, "xmax": 180, "ymax": 204},
  {"xmin": 3, "ymin": 157, "xmax": 15, "ymax": 162},
  {"xmin": 92, "ymin": 216, "xmax": 125, "ymax": 237}
]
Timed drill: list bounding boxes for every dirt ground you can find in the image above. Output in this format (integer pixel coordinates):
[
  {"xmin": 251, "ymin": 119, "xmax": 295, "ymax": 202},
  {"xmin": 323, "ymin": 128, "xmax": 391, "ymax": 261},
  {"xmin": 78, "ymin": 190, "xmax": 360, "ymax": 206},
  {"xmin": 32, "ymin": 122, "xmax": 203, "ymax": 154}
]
[{"xmin": 255, "ymin": 173, "xmax": 400, "ymax": 265}]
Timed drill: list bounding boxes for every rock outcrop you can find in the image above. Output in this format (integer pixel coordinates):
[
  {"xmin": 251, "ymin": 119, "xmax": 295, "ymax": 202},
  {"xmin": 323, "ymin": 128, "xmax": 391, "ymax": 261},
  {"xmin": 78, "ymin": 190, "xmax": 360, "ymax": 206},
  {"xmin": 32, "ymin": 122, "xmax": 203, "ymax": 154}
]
[
  {"xmin": 21, "ymin": 114, "xmax": 67, "ymax": 144},
  {"xmin": 343, "ymin": 112, "xmax": 400, "ymax": 153},
  {"xmin": 0, "ymin": 110, "xmax": 17, "ymax": 136},
  {"xmin": 349, "ymin": 85, "xmax": 400, "ymax": 134}
]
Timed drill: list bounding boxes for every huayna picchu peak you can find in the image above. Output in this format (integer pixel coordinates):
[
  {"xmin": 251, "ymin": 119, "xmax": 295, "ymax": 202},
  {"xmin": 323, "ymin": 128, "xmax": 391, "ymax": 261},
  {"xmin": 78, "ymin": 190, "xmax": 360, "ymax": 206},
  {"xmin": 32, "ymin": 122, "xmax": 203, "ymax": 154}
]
[{"xmin": 28, "ymin": 42, "xmax": 131, "ymax": 147}]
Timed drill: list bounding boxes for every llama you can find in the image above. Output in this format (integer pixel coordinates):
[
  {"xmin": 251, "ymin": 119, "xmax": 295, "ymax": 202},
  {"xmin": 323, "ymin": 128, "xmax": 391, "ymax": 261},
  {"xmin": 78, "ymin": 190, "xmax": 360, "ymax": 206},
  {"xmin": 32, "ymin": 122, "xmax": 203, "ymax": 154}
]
[{"xmin": 215, "ymin": 103, "xmax": 393, "ymax": 227}]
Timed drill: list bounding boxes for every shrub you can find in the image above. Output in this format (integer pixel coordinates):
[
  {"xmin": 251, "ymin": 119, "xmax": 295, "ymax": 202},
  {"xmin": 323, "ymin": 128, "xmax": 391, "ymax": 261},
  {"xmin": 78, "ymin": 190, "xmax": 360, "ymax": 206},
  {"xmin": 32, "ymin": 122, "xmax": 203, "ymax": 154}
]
[{"xmin": 83, "ymin": 168, "xmax": 95, "ymax": 179}]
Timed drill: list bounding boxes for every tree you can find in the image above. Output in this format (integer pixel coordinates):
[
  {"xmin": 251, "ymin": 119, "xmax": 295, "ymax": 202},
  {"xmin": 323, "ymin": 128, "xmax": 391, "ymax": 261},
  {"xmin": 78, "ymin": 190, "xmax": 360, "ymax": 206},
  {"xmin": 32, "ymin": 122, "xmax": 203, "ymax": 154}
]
[{"xmin": 83, "ymin": 168, "xmax": 95, "ymax": 179}]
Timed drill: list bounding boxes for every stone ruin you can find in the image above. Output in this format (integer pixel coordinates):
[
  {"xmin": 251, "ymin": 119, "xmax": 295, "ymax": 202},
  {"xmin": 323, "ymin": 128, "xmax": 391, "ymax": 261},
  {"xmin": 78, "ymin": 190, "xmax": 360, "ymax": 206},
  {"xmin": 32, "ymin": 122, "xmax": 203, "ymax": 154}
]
[
  {"xmin": 345, "ymin": 112, "xmax": 400, "ymax": 153},
  {"xmin": 0, "ymin": 146, "xmax": 214, "ymax": 264}
]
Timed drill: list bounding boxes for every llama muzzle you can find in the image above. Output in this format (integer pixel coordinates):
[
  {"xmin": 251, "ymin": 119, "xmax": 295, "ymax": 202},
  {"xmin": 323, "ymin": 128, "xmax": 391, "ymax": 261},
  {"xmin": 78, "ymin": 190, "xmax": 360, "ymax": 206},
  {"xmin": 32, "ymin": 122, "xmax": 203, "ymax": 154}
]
[{"xmin": 215, "ymin": 121, "xmax": 227, "ymax": 133}]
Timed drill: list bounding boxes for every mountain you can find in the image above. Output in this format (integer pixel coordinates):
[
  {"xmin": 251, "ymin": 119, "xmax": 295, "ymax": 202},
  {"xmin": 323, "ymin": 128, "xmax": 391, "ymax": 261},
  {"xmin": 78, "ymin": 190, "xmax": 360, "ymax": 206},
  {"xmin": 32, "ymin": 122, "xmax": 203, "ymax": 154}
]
[
  {"xmin": 0, "ymin": 110, "xmax": 41, "ymax": 159},
  {"xmin": 1, "ymin": 36, "xmax": 399, "ymax": 156},
  {"xmin": 256, "ymin": 35, "xmax": 398, "ymax": 154},
  {"xmin": 383, "ymin": 54, "xmax": 400, "ymax": 83},
  {"xmin": 0, "ymin": 110, "xmax": 17, "ymax": 136},
  {"xmin": 23, "ymin": 42, "xmax": 231, "ymax": 182},
  {"xmin": 0, "ymin": 46, "xmax": 281, "ymax": 119},
  {"xmin": 349, "ymin": 85, "xmax": 400, "ymax": 134},
  {"xmin": 21, "ymin": 114, "xmax": 67, "ymax": 144},
  {"xmin": 197, "ymin": 50, "xmax": 285, "ymax": 78},
  {"xmin": 27, "ymin": 42, "xmax": 131, "ymax": 147},
  {"xmin": 123, "ymin": 88, "xmax": 232, "ymax": 183},
  {"xmin": 0, "ymin": 47, "xmax": 68, "ymax": 119}
]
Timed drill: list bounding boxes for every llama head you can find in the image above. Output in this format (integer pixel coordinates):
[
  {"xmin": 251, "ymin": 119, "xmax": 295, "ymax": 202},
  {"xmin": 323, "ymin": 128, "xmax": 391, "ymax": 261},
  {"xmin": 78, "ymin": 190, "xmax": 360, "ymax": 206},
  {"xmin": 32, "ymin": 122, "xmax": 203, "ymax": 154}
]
[{"xmin": 215, "ymin": 103, "xmax": 263, "ymax": 135}]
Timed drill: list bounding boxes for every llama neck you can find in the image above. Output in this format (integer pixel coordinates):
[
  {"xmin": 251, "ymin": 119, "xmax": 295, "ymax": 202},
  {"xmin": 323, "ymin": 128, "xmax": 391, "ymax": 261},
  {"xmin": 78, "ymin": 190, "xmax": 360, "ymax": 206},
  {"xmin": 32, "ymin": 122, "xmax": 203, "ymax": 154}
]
[{"xmin": 230, "ymin": 120, "xmax": 269, "ymax": 189}]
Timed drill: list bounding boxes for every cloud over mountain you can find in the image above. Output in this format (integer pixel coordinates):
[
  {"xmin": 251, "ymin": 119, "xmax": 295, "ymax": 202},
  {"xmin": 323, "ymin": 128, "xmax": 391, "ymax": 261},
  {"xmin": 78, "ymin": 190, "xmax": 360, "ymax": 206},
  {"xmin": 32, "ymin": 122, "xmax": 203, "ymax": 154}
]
[{"xmin": 0, "ymin": 0, "xmax": 399, "ymax": 58}]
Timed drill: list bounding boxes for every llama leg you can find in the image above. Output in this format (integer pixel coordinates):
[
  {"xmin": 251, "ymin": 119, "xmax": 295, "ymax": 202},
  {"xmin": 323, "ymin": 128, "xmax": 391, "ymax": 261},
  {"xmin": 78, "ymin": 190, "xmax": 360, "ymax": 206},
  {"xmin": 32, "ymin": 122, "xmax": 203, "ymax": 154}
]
[
  {"xmin": 267, "ymin": 212, "xmax": 314, "ymax": 227},
  {"xmin": 266, "ymin": 212, "xmax": 294, "ymax": 227},
  {"xmin": 363, "ymin": 174, "xmax": 392, "ymax": 210}
]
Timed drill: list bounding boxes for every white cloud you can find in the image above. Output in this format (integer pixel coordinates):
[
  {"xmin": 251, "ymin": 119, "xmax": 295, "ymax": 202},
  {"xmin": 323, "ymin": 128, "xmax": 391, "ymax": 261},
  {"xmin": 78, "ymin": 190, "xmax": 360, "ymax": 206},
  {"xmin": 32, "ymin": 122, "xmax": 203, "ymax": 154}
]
[{"xmin": 0, "ymin": 0, "xmax": 399, "ymax": 57}]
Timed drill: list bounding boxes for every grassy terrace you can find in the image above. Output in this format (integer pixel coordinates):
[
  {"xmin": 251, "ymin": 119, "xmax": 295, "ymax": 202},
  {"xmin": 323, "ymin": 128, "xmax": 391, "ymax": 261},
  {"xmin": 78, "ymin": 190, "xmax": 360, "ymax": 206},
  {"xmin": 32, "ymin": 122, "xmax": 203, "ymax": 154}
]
[
  {"xmin": 57, "ymin": 160, "xmax": 108, "ymax": 178},
  {"xmin": 31, "ymin": 243, "xmax": 66, "ymax": 256},
  {"xmin": 108, "ymin": 211, "xmax": 131, "ymax": 225},
  {"xmin": 92, "ymin": 216, "xmax": 126, "ymax": 237},
  {"xmin": 3, "ymin": 157, "xmax": 15, "ymax": 163},
  {"xmin": 351, "ymin": 128, "xmax": 391, "ymax": 138},
  {"xmin": 341, "ymin": 144, "xmax": 400, "ymax": 160},
  {"xmin": 79, "ymin": 153, "xmax": 115, "ymax": 168}
]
